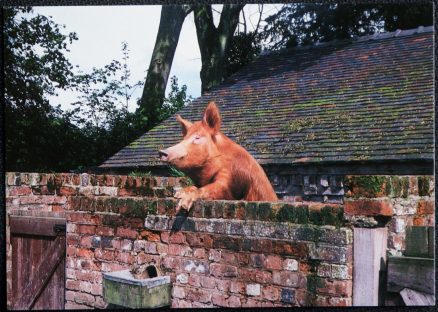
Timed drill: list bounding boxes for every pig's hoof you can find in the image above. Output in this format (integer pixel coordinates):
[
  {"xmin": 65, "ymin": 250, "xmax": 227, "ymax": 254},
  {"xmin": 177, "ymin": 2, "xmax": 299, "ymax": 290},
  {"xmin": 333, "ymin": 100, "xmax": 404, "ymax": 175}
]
[
  {"xmin": 174, "ymin": 186, "xmax": 198, "ymax": 199},
  {"xmin": 175, "ymin": 187, "xmax": 198, "ymax": 212}
]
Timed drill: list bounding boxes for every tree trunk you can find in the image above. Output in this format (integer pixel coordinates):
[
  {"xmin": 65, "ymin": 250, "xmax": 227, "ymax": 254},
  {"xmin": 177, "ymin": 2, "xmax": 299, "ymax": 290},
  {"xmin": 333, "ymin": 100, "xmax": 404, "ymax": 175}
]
[
  {"xmin": 194, "ymin": 4, "xmax": 244, "ymax": 93},
  {"xmin": 138, "ymin": 5, "xmax": 191, "ymax": 127}
]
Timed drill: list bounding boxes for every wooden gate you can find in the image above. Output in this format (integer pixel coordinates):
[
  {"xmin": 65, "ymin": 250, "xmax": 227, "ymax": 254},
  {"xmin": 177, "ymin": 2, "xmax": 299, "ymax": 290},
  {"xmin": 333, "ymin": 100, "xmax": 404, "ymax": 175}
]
[{"xmin": 10, "ymin": 214, "xmax": 66, "ymax": 310}]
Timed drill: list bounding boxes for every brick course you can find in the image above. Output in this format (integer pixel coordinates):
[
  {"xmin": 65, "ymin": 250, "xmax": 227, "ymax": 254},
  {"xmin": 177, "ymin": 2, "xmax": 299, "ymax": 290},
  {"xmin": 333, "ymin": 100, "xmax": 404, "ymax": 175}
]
[{"xmin": 5, "ymin": 173, "xmax": 434, "ymax": 308}]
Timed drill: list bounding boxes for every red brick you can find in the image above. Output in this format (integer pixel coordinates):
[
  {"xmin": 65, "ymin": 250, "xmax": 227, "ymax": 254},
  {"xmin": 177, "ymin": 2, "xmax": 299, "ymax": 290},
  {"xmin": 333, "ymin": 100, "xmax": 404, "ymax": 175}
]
[
  {"xmin": 168, "ymin": 244, "xmax": 191, "ymax": 256},
  {"xmin": 121, "ymin": 239, "xmax": 133, "ymax": 251},
  {"xmin": 140, "ymin": 230, "xmax": 161, "ymax": 242},
  {"xmin": 116, "ymin": 227, "xmax": 138, "ymax": 239},
  {"xmin": 116, "ymin": 252, "xmax": 134, "ymax": 264},
  {"xmin": 156, "ymin": 243, "xmax": 169, "ymax": 254},
  {"xmin": 9, "ymin": 186, "xmax": 32, "ymax": 196},
  {"xmin": 316, "ymin": 279, "xmax": 352, "ymax": 297},
  {"xmin": 228, "ymin": 295, "xmax": 241, "ymax": 307},
  {"xmin": 161, "ymin": 257, "xmax": 181, "ymax": 270},
  {"xmin": 79, "ymin": 281, "xmax": 92, "ymax": 293},
  {"xmin": 67, "ymin": 246, "xmax": 76, "ymax": 257},
  {"xmin": 212, "ymin": 293, "xmax": 228, "ymax": 307},
  {"xmin": 210, "ymin": 263, "xmax": 238, "ymax": 278},
  {"xmin": 230, "ymin": 281, "xmax": 245, "ymax": 294},
  {"xmin": 272, "ymin": 271, "xmax": 301, "ymax": 287},
  {"xmin": 144, "ymin": 241, "xmax": 157, "ymax": 254},
  {"xmin": 239, "ymin": 268, "xmax": 256, "ymax": 282},
  {"xmin": 188, "ymin": 274, "xmax": 201, "ymax": 287},
  {"xmin": 59, "ymin": 186, "xmax": 78, "ymax": 196},
  {"xmin": 95, "ymin": 249, "xmax": 115, "ymax": 261},
  {"xmin": 77, "ymin": 225, "xmax": 96, "ymax": 235},
  {"xmin": 175, "ymin": 299, "xmax": 192, "ymax": 308},
  {"xmin": 237, "ymin": 253, "xmax": 250, "ymax": 265},
  {"xmin": 185, "ymin": 232, "xmax": 213, "ymax": 248},
  {"xmin": 250, "ymin": 254, "xmax": 266, "ymax": 268},
  {"xmin": 52, "ymin": 204, "xmax": 64, "ymax": 212},
  {"xmin": 255, "ymin": 270, "xmax": 272, "ymax": 284},
  {"xmin": 413, "ymin": 217, "xmax": 426, "ymax": 226},
  {"xmin": 77, "ymin": 259, "xmax": 100, "ymax": 271},
  {"xmin": 94, "ymin": 226, "xmax": 113, "ymax": 236},
  {"xmin": 169, "ymin": 232, "xmax": 185, "ymax": 244},
  {"xmin": 262, "ymin": 285, "xmax": 280, "ymax": 301},
  {"xmin": 80, "ymin": 236, "xmax": 93, "ymax": 248},
  {"xmin": 344, "ymin": 200, "xmax": 393, "ymax": 216},
  {"xmin": 216, "ymin": 279, "xmax": 231, "ymax": 292},
  {"xmin": 265, "ymin": 255, "xmax": 283, "ymax": 270},
  {"xmin": 173, "ymin": 285, "xmax": 186, "ymax": 299},
  {"xmin": 200, "ymin": 276, "xmax": 216, "ymax": 289},
  {"xmin": 76, "ymin": 248, "xmax": 94, "ymax": 259},
  {"xmin": 101, "ymin": 262, "xmax": 127, "ymax": 272},
  {"xmin": 208, "ymin": 249, "xmax": 221, "ymax": 262},
  {"xmin": 65, "ymin": 290, "xmax": 76, "ymax": 301},
  {"xmin": 243, "ymin": 298, "xmax": 262, "ymax": 307},
  {"xmin": 186, "ymin": 288, "xmax": 212, "ymax": 303},
  {"xmin": 95, "ymin": 296, "xmax": 107, "ymax": 309},
  {"xmin": 66, "ymin": 280, "xmax": 80, "ymax": 291},
  {"xmin": 193, "ymin": 248, "xmax": 207, "ymax": 259},
  {"xmin": 74, "ymin": 292, "xmax": 95, "ymax": 306},
  {"xmin": 76, "ymin": 270, "xmax": 98, "ymax": 282},
  {"xmin": 417, "ymin": 200, "xmax": 434, "ymax": 215},
  {"xmin": 160, "ymin": 231, "xmax": 170, "ymax": 243},
  {"xmin": 221, "ymin": 251, "xmax": 237, "ymax": 264}
]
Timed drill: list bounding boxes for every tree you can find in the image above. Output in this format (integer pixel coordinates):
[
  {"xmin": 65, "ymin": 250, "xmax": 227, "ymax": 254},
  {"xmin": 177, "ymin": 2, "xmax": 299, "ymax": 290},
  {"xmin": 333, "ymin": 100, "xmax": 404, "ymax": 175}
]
[
  {"xmin": 4, "ymin": 7, "xmax": 83, "ymax": 172},
  {"xmin": 193, "ymin": 4, "xmax": 245, "ymax": 93},
  {"xmin": 138, "ymin": 5, "xmax": 192, "ymax": 128},
  {"xmin": 262, "ymin": 3, "xmax": 433, "ymax": 50}
]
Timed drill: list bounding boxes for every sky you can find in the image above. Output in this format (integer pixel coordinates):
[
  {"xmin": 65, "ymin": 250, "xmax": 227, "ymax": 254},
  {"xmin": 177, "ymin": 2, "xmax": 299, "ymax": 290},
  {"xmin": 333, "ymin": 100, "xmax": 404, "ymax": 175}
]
[{"xmin": 31, "ymin": 4, "xmax": 282, "ymax": 112}]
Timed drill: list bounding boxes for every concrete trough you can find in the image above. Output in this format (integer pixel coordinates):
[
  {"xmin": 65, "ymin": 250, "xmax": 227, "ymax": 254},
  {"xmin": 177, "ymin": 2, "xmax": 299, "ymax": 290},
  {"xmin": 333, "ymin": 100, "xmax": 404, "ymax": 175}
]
[{"xmin": 103, "ymin": 269, "xmax": 171, "ymax": 309}]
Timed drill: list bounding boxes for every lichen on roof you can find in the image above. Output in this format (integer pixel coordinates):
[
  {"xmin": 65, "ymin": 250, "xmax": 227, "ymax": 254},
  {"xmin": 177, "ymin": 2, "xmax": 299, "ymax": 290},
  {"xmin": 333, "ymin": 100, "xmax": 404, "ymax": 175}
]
[{"xmin": 101, "ymin": 27, "xmax": 433, "ymax": 169}]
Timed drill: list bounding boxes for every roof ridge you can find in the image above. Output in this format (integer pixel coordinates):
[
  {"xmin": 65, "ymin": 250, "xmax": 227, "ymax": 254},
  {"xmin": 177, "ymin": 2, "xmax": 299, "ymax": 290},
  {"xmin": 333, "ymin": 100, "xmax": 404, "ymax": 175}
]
[{"xmin": 260, "ymin": 26, "xmax": 433, "ymax": 56}]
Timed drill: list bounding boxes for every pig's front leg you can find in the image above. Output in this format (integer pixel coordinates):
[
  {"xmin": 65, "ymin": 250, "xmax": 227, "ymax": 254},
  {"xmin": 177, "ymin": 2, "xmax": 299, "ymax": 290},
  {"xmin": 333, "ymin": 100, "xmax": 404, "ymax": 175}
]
[
  {"xmin": 174, "ymin": 186, "xmax": 199, "ymax": 213},
  {"xmin": 174, "ymin": 180, "xmax": 232, "ymax": 213}
]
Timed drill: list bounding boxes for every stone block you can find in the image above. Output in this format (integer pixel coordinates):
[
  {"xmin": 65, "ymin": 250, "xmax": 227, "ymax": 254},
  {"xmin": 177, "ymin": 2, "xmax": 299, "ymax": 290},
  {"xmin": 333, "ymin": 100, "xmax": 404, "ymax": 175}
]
[{"xmin": 103, "ymin": 270, "xmax": 171, "ymax": 308}]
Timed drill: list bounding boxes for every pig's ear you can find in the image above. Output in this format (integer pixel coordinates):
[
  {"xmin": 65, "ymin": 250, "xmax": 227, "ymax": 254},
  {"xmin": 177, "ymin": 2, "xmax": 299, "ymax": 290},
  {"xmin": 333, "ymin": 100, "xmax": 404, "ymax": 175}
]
[
  {"xmin": 202, "ymin": 101, "xmax": 221, "ymax": 134},
  {"xmin": 176, "ymin": 114, "xmax": 192, "ymax": 136}
]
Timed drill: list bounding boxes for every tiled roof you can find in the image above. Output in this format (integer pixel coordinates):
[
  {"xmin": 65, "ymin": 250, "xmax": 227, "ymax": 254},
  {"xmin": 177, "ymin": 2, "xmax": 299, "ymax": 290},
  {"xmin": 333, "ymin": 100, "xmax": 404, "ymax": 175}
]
[{"xmin": 101, "ymin": 27, "xmax": 433, "ymax": 170}]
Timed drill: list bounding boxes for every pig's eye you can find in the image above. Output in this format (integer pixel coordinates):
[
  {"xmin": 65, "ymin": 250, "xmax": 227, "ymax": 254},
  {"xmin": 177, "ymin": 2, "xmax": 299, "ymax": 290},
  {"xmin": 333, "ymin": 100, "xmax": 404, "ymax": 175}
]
[{"xmin": 192, "ymin": 135, "xmax": 202, "ymax": 144}]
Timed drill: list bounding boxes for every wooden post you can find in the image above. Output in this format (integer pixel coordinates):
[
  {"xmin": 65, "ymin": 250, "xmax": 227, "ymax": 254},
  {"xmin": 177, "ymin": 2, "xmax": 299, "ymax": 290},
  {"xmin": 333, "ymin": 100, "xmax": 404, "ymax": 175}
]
[{"xmin": 353, "ymin": 227, "xmax": 387, "ymax": 306}]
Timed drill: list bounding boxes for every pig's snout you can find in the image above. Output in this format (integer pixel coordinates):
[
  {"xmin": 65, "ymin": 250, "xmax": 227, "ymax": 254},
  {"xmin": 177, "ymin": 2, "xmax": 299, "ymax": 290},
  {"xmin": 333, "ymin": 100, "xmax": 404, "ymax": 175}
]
[{"xmin": 158, "ymin": 150, "xmax": 169, "ymax": 162}]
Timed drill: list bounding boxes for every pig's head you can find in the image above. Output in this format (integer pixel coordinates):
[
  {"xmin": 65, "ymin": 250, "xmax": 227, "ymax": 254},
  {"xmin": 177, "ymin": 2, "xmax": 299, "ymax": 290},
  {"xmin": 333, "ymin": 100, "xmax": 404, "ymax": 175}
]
[{"xmin": 158, "ymin": 101, "xmax": 222, "ymax": 171}]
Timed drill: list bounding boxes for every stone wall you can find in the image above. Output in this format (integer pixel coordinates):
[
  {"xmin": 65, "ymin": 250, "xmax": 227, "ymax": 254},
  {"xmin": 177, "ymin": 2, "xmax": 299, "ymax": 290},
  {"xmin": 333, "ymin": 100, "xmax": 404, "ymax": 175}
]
[
  {"xmin": 5, "ymin": 172, "xmax": 434, "ymax": 308},
  {"xmin": 343, "ymin": 175, "xmax": 435, "ymax": 256}
]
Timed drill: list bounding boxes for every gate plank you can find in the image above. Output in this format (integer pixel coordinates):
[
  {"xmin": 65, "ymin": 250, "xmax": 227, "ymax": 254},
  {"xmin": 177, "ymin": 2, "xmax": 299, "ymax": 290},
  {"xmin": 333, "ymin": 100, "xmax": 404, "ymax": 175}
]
[
  {"xmin": 400, "ymin": 288, "xmax": 435, "ymax": 306},
  {"xmin": 12, "ymin": 235, "xmax": 66, "ymax": 310},
  {"xmin": 10, "ymin": 216, "xmax": 66, "ymax": 237},
  {"xmin": 387, "ymin": 256, "xmax": 434, "ymax": 295}
]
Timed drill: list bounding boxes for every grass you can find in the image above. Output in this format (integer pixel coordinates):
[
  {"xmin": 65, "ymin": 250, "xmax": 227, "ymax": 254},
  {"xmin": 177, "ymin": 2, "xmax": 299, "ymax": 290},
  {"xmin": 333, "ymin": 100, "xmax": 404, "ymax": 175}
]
[{"xmin": 128, "ymin": 170, "xmax": 152, "ymax": 177}]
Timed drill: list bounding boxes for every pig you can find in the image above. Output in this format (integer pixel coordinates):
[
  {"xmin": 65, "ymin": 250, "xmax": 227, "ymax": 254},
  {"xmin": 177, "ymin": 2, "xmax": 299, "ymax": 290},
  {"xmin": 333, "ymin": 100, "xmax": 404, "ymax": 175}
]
[{"xmin": 158, "ymin": 101, "xmax": 278, "ymax": 212}]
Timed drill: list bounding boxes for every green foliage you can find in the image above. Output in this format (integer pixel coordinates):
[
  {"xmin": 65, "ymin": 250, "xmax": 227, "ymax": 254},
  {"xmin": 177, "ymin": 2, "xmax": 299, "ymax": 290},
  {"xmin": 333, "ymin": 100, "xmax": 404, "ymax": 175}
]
[
  {"xmin": 4, "ymin": 7, "xmax": 192, "ymax": 172},
  {"xmin": 159, "ymin": 76, "xmax": 192, "ymax": 121},
  {"xmin": 262, "ymin": 3, "xmax": 433, "ymax": 49},
  {"xmin": 226, "ymin": 32, "xmax": 262, "ymax": 77},
  {"xmin": 128, "ymin": 170, "xmax": 152, "ymax": 177},
  {"xmin": 4, "ymin": 7, "xmax": 87, "ymax": 172},
  {"xmin": 168, "ymin": 166, "xmax": 194, "ymax": 186}
]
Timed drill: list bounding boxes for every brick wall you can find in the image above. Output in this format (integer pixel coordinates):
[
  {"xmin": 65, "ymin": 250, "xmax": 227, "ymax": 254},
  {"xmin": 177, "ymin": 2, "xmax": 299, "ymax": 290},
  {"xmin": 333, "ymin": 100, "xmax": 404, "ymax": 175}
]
[
  {"xmin": 343, "ymin": 175, "xmax": 435, "ymax": 256},
  {"xmin": 66, "ymin": 196, "xmax": 353, "ymax": 308},
  {"xmin": 5, "ymin": 172, "xmax": 188, "ymax": 309},
  {"xmin": 5, "ymin": 172, "xmax": 434, "ymax": 308}
]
